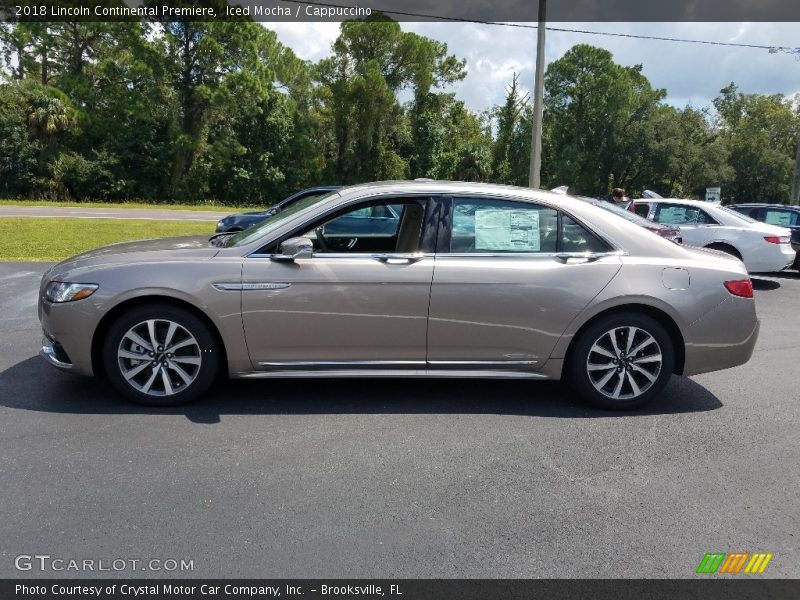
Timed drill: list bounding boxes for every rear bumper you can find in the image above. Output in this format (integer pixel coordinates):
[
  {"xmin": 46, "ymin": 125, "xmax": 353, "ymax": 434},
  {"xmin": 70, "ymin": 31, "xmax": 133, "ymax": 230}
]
[
  {"xmin": 682, "ymin": 297, "xmax": 759, "ymax": 377},
  {"xmin": 747, "ymin": 244, "xmax": 796, "ymax": 273}
]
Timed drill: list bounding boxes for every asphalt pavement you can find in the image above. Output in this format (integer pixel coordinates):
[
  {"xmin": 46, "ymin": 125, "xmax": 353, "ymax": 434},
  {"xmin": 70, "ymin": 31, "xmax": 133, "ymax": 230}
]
[
  {"xmin": 0, "ymin": 205, "xmax": 226, "ymax": 222},
  {"xmin": 0, "ymin": 262, "xmax": 798, "ymax": 578}
]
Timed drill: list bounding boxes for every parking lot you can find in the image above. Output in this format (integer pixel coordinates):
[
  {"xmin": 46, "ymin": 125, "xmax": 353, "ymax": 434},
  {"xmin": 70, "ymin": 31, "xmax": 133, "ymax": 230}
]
[{"xmin": 1, "ymin": 261, "xmax": 798, "ymax": 578}]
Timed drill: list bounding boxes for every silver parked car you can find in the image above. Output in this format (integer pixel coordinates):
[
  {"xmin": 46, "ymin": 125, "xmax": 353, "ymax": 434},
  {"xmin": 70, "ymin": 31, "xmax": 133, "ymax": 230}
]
[
  {"xmin": 39, "ymin": 181, "xmax": 759, "ymax": 409},
  {"xmin": 632, "ymin": 198, "xmax": 795, "ymax": 273}
]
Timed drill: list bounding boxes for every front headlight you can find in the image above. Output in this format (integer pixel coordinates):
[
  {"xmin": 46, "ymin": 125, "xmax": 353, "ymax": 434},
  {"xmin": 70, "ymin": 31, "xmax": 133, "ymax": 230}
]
[{"xmin": 44, "ymin": 282, "xmax": 98, "ymax": 303}]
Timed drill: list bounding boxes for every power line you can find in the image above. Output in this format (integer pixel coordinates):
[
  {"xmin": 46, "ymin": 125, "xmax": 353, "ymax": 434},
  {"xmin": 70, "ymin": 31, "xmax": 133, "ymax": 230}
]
[{"xmin": 281, "ymin": 0, "xmax": 800, "ymax": 54}]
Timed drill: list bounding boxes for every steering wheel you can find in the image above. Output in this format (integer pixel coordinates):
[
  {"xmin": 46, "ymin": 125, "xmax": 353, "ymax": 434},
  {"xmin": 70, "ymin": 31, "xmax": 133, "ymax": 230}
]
[{"xmin": 315, "ymin": 226, "xmax": 330, "ymax": 252}]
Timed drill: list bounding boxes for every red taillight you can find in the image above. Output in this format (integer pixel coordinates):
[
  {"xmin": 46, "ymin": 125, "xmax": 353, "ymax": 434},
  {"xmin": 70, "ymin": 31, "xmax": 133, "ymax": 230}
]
[
  {"xmin": 764, "ymin": 235, "xmax": 790, "ymax": 244},
  {"xmin": 724, "ymin": 279, "xmax": 754, "ymax": 298}
]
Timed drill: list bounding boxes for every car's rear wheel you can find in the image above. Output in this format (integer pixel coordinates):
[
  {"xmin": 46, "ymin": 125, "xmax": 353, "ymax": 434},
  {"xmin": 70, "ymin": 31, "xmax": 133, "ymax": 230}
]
[
  {"xmin": 102, "ymin": 305, "xmax": 219, "ymax": 406},
  {"xmin": 705, "ymin": 243, "xmax": 742, "ymax": 260},
  {"xmin": 567, "ymin": 313, "xmax": 674, "ymax": 410}
]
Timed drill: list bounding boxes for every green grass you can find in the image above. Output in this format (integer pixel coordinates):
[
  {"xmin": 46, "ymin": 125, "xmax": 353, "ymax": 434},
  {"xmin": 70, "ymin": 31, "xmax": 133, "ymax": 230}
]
[
  {"xmin": 0, "ymin": 199, "xmax": 262, "ymax": 211},
  {"xmin": 0, "ymin": 217, "xmax": 215, "ymax": 261}
]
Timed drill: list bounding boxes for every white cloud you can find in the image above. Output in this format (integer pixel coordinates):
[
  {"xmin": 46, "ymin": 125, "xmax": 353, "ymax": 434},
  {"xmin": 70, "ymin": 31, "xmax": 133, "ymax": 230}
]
[
  {"xmin": 262, "ymin": 21, "xmax": 800, "ymax": 112},
  {"xmin": 262, "ymin": 21, "xmax": 341, "ymax": 61}
]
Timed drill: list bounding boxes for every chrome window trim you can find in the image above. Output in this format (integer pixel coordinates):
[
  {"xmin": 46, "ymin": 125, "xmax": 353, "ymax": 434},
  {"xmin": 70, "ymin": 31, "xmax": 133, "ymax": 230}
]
[
  {"xmin": 444, "ymin": 193, "xmax": 625, "ymax": 254},
  {"xmin": 239, "ymin": 189, "xmax": 628, "ymax": 258},
  {"xmin": 245, "ymin": 250, "xmax": 624, "ymax": 260},
  {"xmin": 246, "ymin": 252, "xmax": 431, "ymax": 260},
  {"xmin": 430, "ymin": 250, "xmax": 624, "ymax": 259},
  {"xmin": 242, "ymin": 192, "xmax": 437, "ymax": 258}
]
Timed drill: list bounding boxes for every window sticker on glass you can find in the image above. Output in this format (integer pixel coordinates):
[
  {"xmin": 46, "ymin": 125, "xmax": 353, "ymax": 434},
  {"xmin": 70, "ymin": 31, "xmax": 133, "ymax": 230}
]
[
  {"xmin": 474, "ymin": 209, "xmax": 540, "ymax": 251},
  {"xmin": 658, "ymin": 206, "xmax": 688, "ymax": 224},
  {"xmin": 764, "ymin": 210, "xmax": 792, "ymax": 227}
]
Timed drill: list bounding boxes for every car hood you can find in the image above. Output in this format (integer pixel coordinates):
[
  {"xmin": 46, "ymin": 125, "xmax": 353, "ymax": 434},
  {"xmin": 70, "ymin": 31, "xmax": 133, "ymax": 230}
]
[
  {"xmin": 223, "ymin": 210, "xmax": 271, "ymax": 220},
  {"xmin": 48, "ymin": 235, "xmax": 219, "ymax": 277}
]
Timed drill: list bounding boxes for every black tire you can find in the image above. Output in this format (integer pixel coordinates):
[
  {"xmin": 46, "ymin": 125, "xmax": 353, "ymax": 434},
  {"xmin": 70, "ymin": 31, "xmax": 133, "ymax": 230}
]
[
  {"xmin": 102, "ymin": 304, "xmax": 220, "ymax": 406},
  {"xmin": 705, "ymin": 243, "xmax": 742, "ymax": 260},
  {"xmin": 567, "ymin": 313, "xmax": 675, "ymax": 410}
]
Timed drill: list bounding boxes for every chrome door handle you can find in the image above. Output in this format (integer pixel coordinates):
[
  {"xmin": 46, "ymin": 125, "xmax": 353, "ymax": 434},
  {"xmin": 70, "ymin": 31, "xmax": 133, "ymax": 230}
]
[
  {"xmin": 374, "ymin": 253, "xmax": 424, "ymax": 265},
  {"xmin": 554, "ymin": 253, "xmax": 600, "ymax": 264}
]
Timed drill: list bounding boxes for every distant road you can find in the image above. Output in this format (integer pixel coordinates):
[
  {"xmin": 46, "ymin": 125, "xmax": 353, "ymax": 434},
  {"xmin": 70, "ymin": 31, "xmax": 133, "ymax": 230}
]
[{"xmin": 0, "ymin": 205, "xmax": 227, "ymax": 222}]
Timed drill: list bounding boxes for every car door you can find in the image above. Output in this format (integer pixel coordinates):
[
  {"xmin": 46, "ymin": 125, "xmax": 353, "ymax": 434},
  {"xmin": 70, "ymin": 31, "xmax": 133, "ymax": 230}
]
[
  {"xmin": 241, "ymin": 197, "xmax": 435, "ymax": 368},
  {"xmin": 426, "ymin": 197, "xmax": 622, "ymax": 370},
  {"xmin": 651, "ymin": 202, "xmax": 716, "ymax": 246}
]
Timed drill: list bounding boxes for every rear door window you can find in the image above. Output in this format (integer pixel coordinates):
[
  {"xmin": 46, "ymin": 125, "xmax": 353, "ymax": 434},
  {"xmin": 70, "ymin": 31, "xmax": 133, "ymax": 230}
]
[
  {"xmin": 449, "ymin": 198, "xmax": 558, "ymax": 253},
  {"xmin": 447, "ymin": 198, "xmax": 608, "ymax": 254},
  {"xmin": 763, "ymin": 209, "xmax": 798, "ymax": 227}
]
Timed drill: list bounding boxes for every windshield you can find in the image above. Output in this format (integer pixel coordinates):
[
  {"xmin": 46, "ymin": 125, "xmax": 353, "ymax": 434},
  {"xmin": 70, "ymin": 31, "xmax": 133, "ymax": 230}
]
[
  {"xmin": 218, "ymin": 191, "xmax": 339, "ymax": 248},
  {"xmin": 592, "ymin": 200, "xmax": 663, "ymax": 228},
  {"xmin": 715, "ymin": 205, "xmax": 759, "ymax": 224}
]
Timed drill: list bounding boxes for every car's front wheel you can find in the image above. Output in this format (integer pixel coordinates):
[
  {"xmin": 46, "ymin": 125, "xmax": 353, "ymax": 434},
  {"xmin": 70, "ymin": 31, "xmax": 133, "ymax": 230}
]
[
  {"xmin": 102, "ymin": 304, "xmax": 219, "ymax": 406},
  {"xmin": 567, "ymin": 313, "xmax": 674, "ymax": 410}
]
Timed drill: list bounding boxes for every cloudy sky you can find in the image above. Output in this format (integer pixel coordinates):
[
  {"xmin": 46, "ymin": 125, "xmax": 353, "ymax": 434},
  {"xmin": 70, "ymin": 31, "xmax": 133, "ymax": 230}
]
[{"xmin": 264, "ymin": 21, "xmax": 800, "ymax": 112}]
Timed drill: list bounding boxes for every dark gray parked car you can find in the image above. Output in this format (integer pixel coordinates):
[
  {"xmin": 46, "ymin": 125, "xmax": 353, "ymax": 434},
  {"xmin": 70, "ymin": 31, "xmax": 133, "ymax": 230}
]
[
  {"xmin": 728, "ymin": 203, "xmax": 800, "ymax": 270},
  {"xmin": 215, "ymin": 186, "xmax": 340, "ymax": 232}
]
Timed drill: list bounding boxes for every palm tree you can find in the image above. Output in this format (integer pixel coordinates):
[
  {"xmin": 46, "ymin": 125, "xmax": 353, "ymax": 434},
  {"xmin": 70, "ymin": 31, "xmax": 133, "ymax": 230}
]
[{"xmin": 27, "ymin": 93, "xmax": 72, "ymax": 147}]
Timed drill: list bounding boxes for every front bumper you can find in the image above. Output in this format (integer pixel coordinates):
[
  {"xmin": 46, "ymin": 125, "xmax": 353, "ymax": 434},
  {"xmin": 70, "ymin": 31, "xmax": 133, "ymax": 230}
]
[
  {"xmin": 39, "ymin": 298, "xmax": 99, "ymax": 376},
  {"xmin": 40, "ymin": 334, "xmax": 73, "ymax": 371}
]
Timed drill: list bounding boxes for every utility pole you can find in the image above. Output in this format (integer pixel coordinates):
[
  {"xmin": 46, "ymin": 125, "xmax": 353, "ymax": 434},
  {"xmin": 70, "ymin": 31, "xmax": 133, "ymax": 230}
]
[
  {"xmin": 791, "ymin": 130, "xmax": 800, "ymax": 205},
  {"xmin": 528, "ymin": 0, "xmax": 546, "ymax": 189}
]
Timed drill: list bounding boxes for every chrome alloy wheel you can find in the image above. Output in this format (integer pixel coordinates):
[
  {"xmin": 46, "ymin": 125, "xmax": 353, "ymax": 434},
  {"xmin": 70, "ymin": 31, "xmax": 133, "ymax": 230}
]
[
  {"xmin": 586, "ymin": 326, "xmax": 662, "ymax": 400},
  {"xmin": 117, "ymin": 319, "xmax": 202, "ymax": 397}
]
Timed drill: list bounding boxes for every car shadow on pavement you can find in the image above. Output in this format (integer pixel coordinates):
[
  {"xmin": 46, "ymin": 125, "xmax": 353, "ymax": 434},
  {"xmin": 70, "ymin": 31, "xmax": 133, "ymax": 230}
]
[
  {"xmin": 751, "ymin": 277, "xmax": 781, "ymax": 291},
  {"xmin": 0, "ymin": 356, "xmax": 722, "ymax": 423},
  {"xmin": 761, "ymin": 270, "xmax": 799, "ymax": 281}
]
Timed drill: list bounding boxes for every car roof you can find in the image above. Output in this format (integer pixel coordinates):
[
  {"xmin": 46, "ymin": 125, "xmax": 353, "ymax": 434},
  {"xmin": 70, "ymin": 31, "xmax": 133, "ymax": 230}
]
[
  {"xmin": 633, "ymin": 198, "xmax": 715, "ymax": 207},
  {"xmin": 338, "ymin": 180, "xmax": 590, "ymax": 208},
  {"xmin": 729, "ymin": 203, "xmax": 799, "ymax": 209}
]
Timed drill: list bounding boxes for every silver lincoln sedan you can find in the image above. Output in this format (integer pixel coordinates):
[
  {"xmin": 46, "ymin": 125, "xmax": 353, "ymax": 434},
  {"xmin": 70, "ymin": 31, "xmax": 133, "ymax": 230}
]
[{"xmin": 38, "ymin": 181, "xmax": 759, "ymax": 409}]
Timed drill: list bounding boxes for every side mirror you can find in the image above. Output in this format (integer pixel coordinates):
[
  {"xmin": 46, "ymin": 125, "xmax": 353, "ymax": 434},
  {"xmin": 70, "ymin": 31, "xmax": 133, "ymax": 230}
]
[{"xmin": 272, "ymin": 237, "xmax": 313, "ymax": 262}]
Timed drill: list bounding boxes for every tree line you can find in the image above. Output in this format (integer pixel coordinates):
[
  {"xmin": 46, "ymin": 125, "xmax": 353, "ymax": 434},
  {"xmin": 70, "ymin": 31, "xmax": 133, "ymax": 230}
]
[{"xmin": 0, "ymin": 11, "xmax": 798, "ymax": 205}]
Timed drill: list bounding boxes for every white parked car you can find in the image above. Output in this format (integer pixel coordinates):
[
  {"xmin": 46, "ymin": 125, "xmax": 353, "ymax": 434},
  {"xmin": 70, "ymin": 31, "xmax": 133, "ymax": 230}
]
[{"xmin": 633, "ymin": 198, "xmax": 795, "ymax": 273}]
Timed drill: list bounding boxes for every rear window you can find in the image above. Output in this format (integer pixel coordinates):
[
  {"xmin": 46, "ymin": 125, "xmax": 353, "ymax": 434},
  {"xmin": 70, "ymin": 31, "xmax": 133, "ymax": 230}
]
[{"xmin": 764, "ymin": 209, "xmax": 798, "ymax": 227}]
